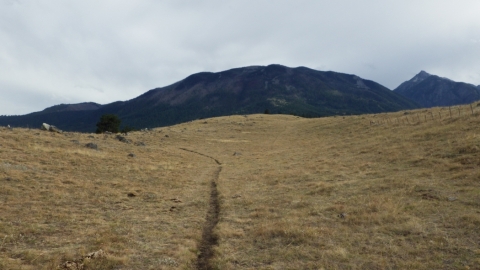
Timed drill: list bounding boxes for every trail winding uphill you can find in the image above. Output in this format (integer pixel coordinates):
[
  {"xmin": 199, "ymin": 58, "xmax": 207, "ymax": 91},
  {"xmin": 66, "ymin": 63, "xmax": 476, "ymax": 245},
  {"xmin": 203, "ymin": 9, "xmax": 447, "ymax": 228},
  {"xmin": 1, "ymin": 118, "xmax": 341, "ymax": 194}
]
[{"xmin": 179, "ymin": 148, "xmax": 223, "ymax": 269}]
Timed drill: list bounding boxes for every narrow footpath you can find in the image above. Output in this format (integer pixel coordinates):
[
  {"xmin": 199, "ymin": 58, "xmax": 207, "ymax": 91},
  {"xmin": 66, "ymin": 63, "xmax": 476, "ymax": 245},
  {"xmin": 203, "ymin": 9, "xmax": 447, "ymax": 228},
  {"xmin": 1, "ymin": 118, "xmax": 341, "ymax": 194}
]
[
  {"xmin": 196, "ymin": 166, "xmax": 222, "ymax": 270},
  {"xmin": 179, "ymin": 148, "xmax": 222, "ymax": 270}
]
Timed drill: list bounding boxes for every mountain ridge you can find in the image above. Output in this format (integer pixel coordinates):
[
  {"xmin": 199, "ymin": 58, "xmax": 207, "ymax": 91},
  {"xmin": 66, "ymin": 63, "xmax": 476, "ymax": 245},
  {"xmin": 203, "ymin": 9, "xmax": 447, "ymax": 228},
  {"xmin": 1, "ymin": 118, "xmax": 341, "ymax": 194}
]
[
  {"xmin": 0, "ymin": 64, "xmax": 419, "ymax": 132},
  {"xmin": 40, "ymin": 102, "xmax": 102, "ymax": 114}
]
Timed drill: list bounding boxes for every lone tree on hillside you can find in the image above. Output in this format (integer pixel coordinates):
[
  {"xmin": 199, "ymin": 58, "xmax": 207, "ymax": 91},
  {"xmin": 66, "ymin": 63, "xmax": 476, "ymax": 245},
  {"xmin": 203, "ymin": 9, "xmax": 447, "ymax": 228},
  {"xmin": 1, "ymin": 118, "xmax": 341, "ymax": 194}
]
[{"xmin": 96, "ymin": 114, "xmax": 121, "ymax": 134}]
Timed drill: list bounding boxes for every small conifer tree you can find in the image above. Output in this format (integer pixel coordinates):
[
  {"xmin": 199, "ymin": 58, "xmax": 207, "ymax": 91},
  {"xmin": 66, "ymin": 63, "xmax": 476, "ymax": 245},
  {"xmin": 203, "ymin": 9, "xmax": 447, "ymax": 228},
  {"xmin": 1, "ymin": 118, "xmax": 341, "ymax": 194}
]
[{"xmin": 96, "ymin": 114, "xmax": 121, "ymax": 133}]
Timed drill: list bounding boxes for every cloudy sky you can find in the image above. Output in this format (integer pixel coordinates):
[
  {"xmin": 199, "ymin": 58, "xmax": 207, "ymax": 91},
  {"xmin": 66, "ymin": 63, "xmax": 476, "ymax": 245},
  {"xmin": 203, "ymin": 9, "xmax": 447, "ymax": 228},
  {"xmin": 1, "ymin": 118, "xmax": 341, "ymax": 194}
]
[{"xmin": 1, "ymin": 0, "xmax": 480, "ymax": 115}]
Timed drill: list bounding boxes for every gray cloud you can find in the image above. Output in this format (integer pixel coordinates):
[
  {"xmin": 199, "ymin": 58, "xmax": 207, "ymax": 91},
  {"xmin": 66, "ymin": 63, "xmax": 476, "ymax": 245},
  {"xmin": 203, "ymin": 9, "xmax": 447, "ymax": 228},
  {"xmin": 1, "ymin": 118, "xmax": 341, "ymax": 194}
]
[{"xmin": 1, "ymin": 0, "xmax": 480, "ymax": 115}]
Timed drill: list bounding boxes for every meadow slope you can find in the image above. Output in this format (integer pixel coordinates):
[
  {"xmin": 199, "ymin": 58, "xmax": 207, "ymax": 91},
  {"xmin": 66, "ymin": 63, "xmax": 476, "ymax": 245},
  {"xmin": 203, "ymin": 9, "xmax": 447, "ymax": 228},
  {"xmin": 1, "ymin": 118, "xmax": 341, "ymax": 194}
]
[{"xmin": 1, "ymin": 104, "xmax": 479, "ymax": 269}]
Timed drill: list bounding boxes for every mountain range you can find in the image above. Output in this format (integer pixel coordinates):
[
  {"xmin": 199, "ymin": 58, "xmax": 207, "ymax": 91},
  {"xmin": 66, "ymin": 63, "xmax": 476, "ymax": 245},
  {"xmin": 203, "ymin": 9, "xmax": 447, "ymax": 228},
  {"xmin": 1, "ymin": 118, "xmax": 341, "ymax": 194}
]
[
  {"xmin": 2, "ymin": 65, "xmax": 480, "ymax": 132},
  {"xmin": 0, "ymin": 64, "xmax": 419, "ymax": 132}
]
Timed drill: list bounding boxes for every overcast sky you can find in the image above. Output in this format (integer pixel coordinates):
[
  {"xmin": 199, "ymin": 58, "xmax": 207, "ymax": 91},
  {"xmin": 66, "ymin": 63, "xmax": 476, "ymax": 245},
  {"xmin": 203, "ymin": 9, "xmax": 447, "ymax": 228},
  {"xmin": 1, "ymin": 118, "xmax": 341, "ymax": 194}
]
[{"xmin": 1, "ymin": 0, "xmax": 480, "ymax": 115}]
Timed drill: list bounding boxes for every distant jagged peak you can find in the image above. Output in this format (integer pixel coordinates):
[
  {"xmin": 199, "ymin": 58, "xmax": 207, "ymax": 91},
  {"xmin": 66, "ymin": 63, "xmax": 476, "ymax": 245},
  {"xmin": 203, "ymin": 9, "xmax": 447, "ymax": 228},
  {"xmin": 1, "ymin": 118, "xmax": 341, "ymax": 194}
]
[
  {"xmin": 412, "ymin": 70, "xmax": 457, "ymax": 84},
  {"xmin": 418, "ymin": 70, "xmax": 430, "ymax": 76},
  {"xmin": 411, "ymin": 70, "xmax": 432, "ymax": 82}
]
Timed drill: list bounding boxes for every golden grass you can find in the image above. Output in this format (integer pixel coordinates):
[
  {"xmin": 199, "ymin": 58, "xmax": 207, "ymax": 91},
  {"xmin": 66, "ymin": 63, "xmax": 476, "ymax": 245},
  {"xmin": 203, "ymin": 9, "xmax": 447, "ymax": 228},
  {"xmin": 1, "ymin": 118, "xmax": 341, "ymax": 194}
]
[
  {"xmin": 1, "ymin": 103, "xmax": 480, "ymax": 269},
  {"xmin": 0, "ymin": 128, "xmax": 214, "ymax": 269}
]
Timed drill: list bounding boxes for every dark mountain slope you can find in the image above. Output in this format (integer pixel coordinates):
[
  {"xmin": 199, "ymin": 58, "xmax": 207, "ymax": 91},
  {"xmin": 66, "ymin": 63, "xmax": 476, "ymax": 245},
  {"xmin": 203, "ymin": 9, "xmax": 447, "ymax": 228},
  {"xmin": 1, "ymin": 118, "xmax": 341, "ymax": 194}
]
[
  {"xmin": 40, "ymin": 102, "xmax": 102, "ymax": 113},
  {"xmin": 394, "ymin": 71, "xmax": 480, "ymax": 108},
  {"xmin": 115, "ymin": 65, "xmax": 418, "ymax": 127},
  {"xmin": 0, "ymin": 64, "xmax": 419, "ymax": 132}
]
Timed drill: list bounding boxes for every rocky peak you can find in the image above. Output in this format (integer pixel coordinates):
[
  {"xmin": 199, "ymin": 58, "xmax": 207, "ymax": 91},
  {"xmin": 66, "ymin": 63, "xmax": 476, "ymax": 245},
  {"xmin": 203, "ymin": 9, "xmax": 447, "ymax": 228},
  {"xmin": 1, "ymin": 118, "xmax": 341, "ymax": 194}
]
[
  {"xmin": 394, "ymin": 71, "xmax": 480, "ymax": 108},
  {"xmin": 411, "ymin": 70, "xmax": 431, "ymax": 83}
]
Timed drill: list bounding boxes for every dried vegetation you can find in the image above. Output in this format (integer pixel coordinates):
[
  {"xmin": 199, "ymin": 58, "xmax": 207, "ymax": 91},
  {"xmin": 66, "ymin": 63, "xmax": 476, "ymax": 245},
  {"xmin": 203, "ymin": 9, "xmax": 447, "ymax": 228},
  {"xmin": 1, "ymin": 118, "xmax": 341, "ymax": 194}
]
[{"xmin": 1, "ymin": 103, "xmax": 480, "ymax": 269}]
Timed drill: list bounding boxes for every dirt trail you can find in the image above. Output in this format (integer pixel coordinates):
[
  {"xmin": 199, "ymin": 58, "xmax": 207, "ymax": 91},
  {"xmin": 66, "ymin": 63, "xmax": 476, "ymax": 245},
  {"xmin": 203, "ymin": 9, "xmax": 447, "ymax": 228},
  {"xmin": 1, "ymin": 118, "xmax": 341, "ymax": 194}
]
[
  {"xmin": 179, "ymin": 148, "xmax": 222, "ymax": 165},
  {"xmin": 179, "ymin": 148, "xmax": 222, "ymax": 270},
  {"xmin": 196, "ymin": 166, "xmax": 222, "ymax": 270}
]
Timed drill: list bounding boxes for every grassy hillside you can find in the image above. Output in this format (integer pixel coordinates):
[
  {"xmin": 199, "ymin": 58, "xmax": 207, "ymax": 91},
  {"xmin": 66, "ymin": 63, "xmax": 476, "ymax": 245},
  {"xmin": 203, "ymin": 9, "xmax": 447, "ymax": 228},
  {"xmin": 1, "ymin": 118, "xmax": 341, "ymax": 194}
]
[{"xmin": 1, "ymin": 103, "xmax": 479, "ymax": 269}]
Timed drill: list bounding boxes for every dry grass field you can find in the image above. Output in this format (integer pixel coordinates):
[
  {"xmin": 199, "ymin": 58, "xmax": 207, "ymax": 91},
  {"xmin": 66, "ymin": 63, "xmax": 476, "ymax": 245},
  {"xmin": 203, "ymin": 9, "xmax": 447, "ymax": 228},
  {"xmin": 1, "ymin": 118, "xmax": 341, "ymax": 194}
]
[{"xmin": 1, "ymin": 103, "xmax": 479, "ymax": 269}]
